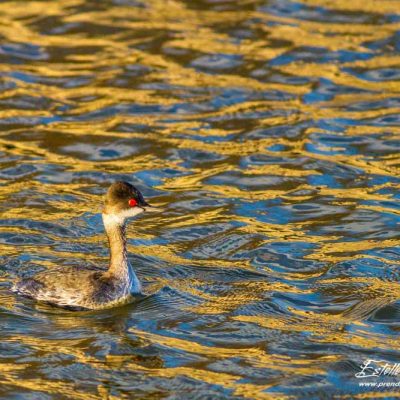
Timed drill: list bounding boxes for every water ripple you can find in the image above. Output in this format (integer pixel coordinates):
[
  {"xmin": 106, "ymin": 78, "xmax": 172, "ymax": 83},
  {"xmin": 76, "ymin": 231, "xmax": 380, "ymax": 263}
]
[{"xmin": 0, "ymin": 0, "xmax": 399, "ymax": 398}]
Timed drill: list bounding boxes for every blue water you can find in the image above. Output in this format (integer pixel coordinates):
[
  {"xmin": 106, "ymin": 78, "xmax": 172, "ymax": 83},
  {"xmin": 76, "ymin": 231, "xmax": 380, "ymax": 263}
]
[{"xmin": 0, "ymin": 0, "xmax": 399, "ymax": 398}]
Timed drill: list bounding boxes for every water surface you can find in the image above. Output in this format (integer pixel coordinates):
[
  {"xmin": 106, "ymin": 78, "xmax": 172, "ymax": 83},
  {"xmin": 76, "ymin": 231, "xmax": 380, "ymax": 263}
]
[{"xmin": 0, "ymin": 0, "xmax": 400, "ymax": 398}]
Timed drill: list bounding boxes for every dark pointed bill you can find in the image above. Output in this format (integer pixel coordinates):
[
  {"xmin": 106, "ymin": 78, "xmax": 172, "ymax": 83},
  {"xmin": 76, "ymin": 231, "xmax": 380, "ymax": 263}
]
[{"xmin": 143, "ymin": 203, "xmax": 163, "ymax": 212}]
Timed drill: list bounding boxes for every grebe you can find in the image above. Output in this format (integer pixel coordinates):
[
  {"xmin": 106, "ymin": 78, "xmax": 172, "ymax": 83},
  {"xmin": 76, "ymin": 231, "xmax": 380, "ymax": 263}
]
[{"xmin": 12, "ymin": 181, "xmax": 160, "ymax": 310}]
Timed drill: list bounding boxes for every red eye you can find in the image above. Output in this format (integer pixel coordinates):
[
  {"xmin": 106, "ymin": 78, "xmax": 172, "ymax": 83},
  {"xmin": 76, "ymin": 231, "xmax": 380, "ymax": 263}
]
[{"xmin": 128, "ymin": 199, "xmax": 137, "ymax": 207}]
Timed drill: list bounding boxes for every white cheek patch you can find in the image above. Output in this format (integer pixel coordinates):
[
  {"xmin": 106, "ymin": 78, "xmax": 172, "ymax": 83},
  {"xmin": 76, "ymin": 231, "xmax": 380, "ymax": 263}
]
[
  {"xmin": 103, "ymin": 207, "xmax": 144, "ymax": 226},
  {"xmin": 124, "ymin": 207, "xmax": 145, "ymax": 219}
]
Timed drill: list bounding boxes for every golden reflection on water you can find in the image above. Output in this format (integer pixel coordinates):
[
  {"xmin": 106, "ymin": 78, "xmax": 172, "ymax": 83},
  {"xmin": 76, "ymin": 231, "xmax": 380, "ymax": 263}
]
[{"xmin": 0, "ymin": 0, "xmax": 399, "ymax": 398}]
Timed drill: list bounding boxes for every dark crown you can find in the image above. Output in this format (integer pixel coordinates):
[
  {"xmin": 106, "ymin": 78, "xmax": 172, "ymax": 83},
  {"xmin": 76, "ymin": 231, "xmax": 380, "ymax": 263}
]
[{"xmin": 105, "ymin": 181, "xmax": 148, "ymax": 209}]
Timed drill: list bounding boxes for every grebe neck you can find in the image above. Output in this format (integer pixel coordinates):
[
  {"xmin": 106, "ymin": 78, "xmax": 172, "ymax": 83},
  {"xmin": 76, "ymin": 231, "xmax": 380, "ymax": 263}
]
[{"xmin": 102, "ymin": 213, "xmax": 130, "ymax": 279}]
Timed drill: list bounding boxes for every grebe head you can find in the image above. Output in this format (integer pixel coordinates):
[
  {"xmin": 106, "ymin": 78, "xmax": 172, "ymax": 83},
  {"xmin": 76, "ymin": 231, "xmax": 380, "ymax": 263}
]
[{"xmin": 103, "ymin": 181, "xmax": 160, "ymax": 224}]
